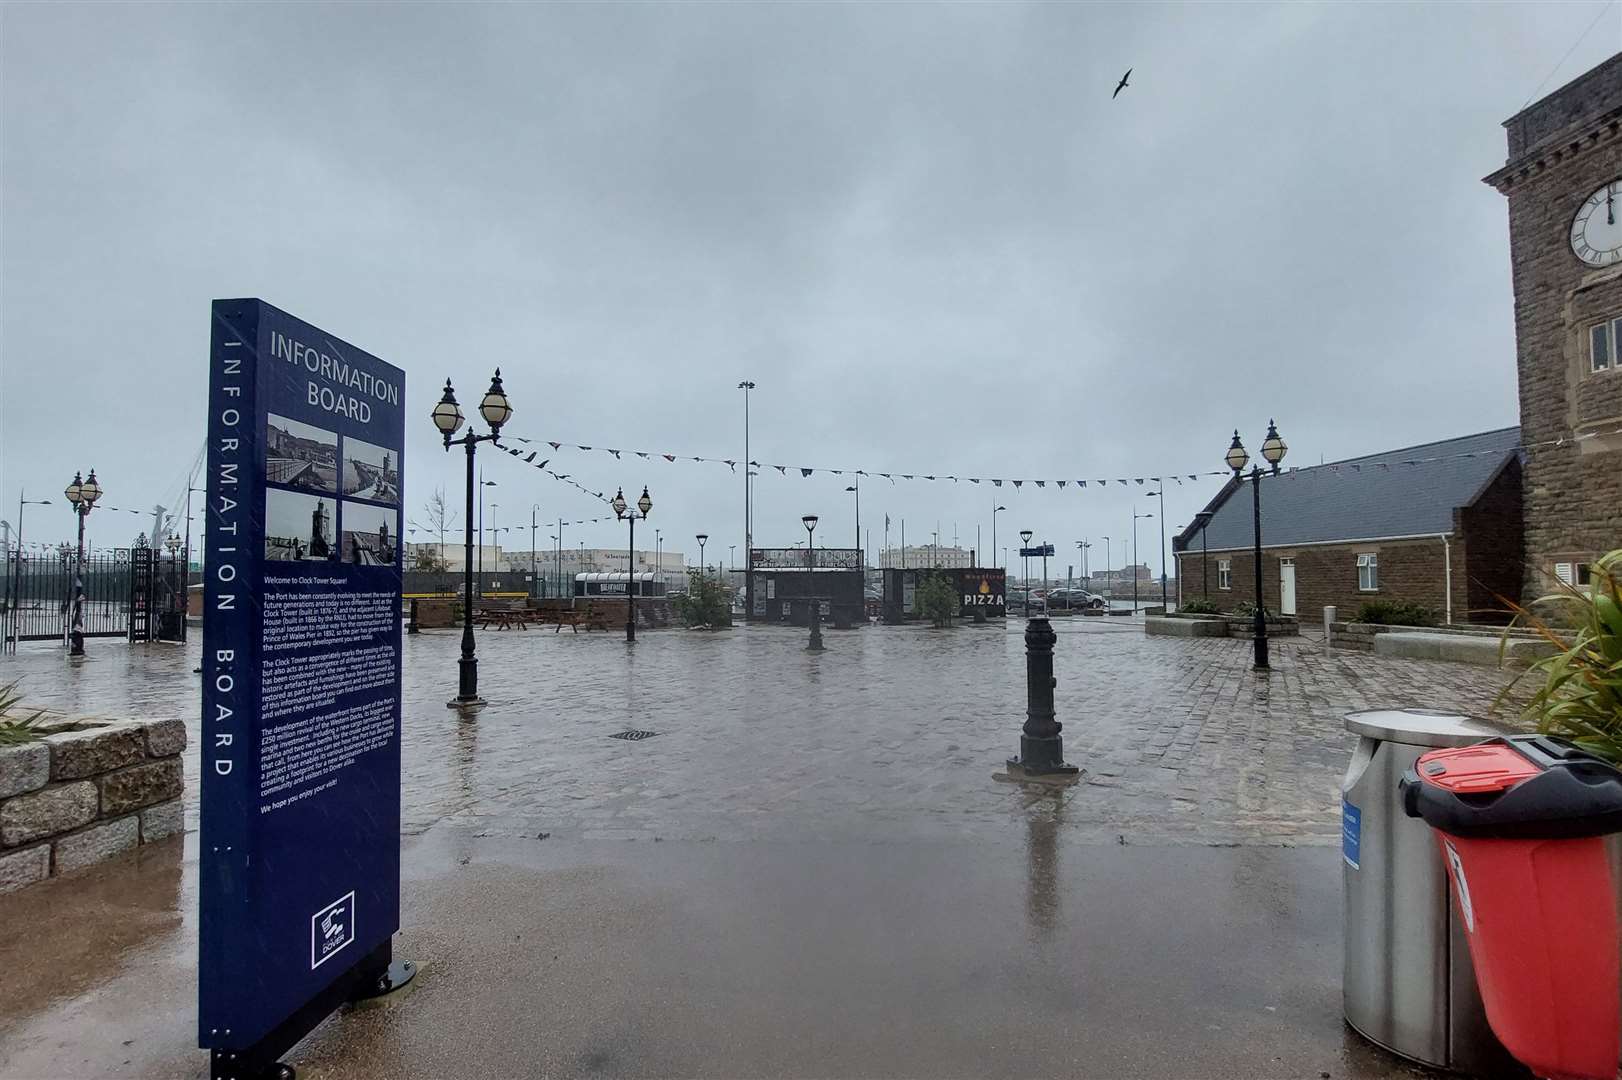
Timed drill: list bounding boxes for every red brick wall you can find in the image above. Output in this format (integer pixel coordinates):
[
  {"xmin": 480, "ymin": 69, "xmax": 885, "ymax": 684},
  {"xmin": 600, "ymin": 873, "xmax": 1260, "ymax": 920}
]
[{"xmin": 1178, "ymin": 538, "xmax": 1458, "ymax": 623}]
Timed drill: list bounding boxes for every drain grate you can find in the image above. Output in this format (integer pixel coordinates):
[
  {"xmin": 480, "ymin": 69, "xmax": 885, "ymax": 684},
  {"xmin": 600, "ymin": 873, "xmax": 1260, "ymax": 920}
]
[{"xmin": 608, "ymin": 729, "xmax": 660, "ymax": 741}]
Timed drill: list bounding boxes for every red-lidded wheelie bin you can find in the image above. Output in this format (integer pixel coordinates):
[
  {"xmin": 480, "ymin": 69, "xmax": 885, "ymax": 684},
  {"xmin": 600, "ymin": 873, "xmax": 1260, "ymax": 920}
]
[{"xmin": 1401, "ymin": 735, "xmax": 1622, "ymax": 1080}]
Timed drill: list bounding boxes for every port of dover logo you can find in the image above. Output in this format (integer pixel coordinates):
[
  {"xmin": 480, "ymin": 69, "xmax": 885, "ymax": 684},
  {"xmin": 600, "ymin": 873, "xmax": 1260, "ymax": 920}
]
[{"xmin": 311, "ymin": 891, "xmax": 356, "ymax": 969}]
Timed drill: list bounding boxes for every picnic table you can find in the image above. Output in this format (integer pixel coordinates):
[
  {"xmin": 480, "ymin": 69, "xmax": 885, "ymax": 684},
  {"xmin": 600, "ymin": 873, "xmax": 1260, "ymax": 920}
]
[{"xmin": 477, "ymin": 608, "xmax": 536, "ymax": 631}]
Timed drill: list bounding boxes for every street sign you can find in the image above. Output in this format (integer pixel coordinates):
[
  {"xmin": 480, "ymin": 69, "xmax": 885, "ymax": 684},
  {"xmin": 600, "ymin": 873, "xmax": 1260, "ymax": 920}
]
[
  {"xmin": 201, "ymin": 300, "xmax": 406, "ymax": 1075},
  {"xmin": 1019, "ymin": 544, "xmax": 1055, "ymax": 557}
]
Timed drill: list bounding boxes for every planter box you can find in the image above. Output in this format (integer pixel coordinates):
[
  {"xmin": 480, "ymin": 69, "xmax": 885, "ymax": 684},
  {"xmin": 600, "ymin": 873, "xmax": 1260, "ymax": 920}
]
[
  {"xmin": 1145, "ymin": 615, "xmax": 1228, "ymax": 638},
  {"xmin": 0, "ymin": 713, "xmax": 186, "ymax": 893}
]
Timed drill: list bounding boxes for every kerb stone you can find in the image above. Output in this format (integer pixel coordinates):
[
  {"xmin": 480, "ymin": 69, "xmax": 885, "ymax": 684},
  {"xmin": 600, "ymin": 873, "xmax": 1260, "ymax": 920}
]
[
  {"xmin": 53, "ymin": 816, "xmax": 139, "ymax": 874},
  {"xmin": 143, "ymin": 719, "xmax": 186, "ymax": 758},
  {"xmin": 45, "ymin": 722, "xmax": 145, "ymax": 780},
  {"xmin": 99, "ymin": 758, "xmax": 183, "ymax": 816},
  {"xmin": 1, "ymin": 781, "xmax": 99, "ymax": 846},
  {"xmin": 0, "ymin": 844, "xmax": 50, "ymax": 893},
  {"xmin": 139, "ymin": 798, "xmax": 184, "ymax": 843},
  {"xmin": 0, "ymin": 742, "xmax": 50, "ymax": 798}
]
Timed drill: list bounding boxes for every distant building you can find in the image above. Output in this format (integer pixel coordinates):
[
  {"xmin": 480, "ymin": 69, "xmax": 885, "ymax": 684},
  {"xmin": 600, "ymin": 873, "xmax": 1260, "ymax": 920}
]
[
  {"xmin": 878, "ymin": 544, "xmax": 973, "ymax": 569},
  {"xmin": 1173, "ymin": 429, "xmax": 1523, "ymax": 625}
]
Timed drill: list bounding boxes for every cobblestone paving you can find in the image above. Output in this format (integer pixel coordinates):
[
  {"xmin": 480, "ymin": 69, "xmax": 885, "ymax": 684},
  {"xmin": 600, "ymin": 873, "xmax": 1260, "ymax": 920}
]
[{"xmin": 0, "ymin": 620, "xmax": 1522, "ymax": 847}]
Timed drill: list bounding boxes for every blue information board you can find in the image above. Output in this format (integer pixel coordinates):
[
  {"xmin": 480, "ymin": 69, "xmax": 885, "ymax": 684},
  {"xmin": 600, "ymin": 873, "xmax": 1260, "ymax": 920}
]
[{"xmin": 200, "ymin": 300, "xmax": 405, "ymax": 1060}]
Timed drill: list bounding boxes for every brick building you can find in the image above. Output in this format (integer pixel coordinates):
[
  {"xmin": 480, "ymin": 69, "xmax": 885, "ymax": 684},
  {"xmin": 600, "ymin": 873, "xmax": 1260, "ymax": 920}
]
[
  {"xmin": 1485, "ymin": 54, "xmax": 1622, "ymax": 593},
  {"xmin": 1173, "ymin": 429, "xmax": 1524, "ymax": 625}
]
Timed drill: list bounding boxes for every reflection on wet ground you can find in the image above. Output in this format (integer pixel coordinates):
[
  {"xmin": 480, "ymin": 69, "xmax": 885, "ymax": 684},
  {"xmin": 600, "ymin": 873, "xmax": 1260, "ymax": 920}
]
[
  {"xmin": 2, "ymin": 620, "xmax": 1514, "ymax": 845},
  {"xmin": 0, "ymin": 621, "xmax": 1501, "ymax": 1077}
]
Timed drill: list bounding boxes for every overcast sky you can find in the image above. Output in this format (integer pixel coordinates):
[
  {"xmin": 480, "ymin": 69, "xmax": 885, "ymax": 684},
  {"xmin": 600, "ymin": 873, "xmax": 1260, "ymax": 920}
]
[{"xmin": 3, "ymin": 2, "xmax": 1617, "ymax": 578}]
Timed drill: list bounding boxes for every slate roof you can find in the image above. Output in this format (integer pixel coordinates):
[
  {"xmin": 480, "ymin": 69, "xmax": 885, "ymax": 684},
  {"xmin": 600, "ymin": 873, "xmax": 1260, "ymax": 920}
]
[{"xmin": 1179, "ymin": 427, "xmax": 1521, "ymax": 552}]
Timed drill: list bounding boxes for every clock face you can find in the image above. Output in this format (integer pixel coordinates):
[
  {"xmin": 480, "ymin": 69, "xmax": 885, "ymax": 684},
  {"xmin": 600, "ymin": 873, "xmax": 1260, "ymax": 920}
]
[{"xmin": 1571, "ymin": 181, "xmax": 1622, "ymax": 266}]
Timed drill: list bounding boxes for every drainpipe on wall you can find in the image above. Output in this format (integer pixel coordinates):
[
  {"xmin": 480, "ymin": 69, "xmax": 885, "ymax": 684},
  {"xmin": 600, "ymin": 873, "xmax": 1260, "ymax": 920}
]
[{"xmin": 1439, "ymin": 534, "xmax": 1453, "ymax": 626}]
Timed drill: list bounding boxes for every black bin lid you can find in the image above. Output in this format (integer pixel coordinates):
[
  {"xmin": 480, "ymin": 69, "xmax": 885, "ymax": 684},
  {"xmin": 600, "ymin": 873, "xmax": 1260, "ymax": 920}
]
[{"xmin": 1400, "ymin": 736, "xmax": 1622, "ymax": 840}]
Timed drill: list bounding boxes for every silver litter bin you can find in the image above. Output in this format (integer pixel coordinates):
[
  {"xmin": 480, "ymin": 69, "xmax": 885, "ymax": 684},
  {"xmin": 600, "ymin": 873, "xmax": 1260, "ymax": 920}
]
[{"xmin": 1341, "ymin": 709, "xmax": 1521, "ymax": 1075}]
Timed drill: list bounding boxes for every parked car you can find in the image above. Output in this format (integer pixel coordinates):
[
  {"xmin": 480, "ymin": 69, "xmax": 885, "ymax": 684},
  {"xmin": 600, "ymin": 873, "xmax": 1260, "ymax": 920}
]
[{"xmin": 1048, "ymin": 589, "xmax": 1106, "ymax": 610}]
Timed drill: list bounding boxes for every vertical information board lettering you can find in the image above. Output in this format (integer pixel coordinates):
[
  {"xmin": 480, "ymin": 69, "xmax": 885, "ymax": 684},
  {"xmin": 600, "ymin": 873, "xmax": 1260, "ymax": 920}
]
[{"xmin": 201, "ymin": 299, "xmax": 405, "ymax": 1059}]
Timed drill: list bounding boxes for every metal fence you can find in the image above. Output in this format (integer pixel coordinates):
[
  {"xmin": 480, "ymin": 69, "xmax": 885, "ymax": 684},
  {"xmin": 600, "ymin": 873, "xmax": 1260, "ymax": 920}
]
[{"xmin": 2, "ymin": 545, "xmax": 188, "ymax": 649}]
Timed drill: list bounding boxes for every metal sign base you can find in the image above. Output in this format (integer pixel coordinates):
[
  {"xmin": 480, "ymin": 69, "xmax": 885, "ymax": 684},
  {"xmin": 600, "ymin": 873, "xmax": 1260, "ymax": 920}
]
[{"xmin": 207, "ymin": 942, "xmax": 410, "ymax": 1080}]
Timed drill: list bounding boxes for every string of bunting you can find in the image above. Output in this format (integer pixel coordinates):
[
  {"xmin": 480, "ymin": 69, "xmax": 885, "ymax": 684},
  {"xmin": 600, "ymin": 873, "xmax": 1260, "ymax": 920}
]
[
  {"xmin": 488, "ymin": 424, "xmax": 1622, "ymax": 493},
  {"xmin": 491, "ymin": 444, "xmax": 618, "ymax": 526}
]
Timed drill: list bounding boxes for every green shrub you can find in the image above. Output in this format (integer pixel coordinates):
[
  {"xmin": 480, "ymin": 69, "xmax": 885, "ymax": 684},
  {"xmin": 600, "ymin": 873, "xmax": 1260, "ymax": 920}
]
[
  {"xmin": 1179, "ymin": 598, "xmax": 1221, "ymax": 615},
  {"xmin": 672, "ymin": 570, "xmax": 730, "ymax": 628},
  {"xmin": 1355, "ymin": 600, "xmax": 1437, "ymax": 627},
  {"xmin": 915, "ymin": 571, "xmax": 958, "ymax": 628},
  {"xmin": 1498, "ymin": 548, "xmax": 1622, "ymax": 764},
  {"xmin": 0, "ymin": 681, "xmax": 48, "ymax": 746},
  {"xmin": 1231, "ymin": 600, "xmax": 1274, "ymax": 620}
]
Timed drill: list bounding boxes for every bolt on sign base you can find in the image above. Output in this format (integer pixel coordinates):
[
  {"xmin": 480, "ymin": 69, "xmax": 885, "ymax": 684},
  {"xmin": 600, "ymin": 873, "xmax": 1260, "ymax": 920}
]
[
  {"xmin": 349, "ymin": 959, "xmax": 418, "ymax": 1007},
  {"xmin": 445, "ymin": 696, "xmax": 487, "ymax": 711}
]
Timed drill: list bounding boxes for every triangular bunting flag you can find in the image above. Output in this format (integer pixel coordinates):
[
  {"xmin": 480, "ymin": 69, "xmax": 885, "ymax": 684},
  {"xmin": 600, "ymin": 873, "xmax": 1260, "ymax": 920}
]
[
  {"xmin": 663, "ymin": 454, "xmax": 676, "ymax": 462},
  {"xmin": 609, "ymin": 450, "xmax": 621, "ymax": 459},
  {"xmin": 1035, "ymin": 481, "xmax": 1045, "ymax": 488},
  {"xmin": 1012, "ymin": 480, "xmax": 1023, "ymax": 488},
  {"xmin": 902, "ymin": 475, "xmax": 913, "ymax": 480},
  {"xmin": 524, "ymin": 451, "xmax": 537, "ymax": 463},
  {"xmin": 1057, "ymin": 481, "xmax": 1066, "ymax": 489},
  {"xmin": 801, "ymin": 468, "xmax": 813, "ymax": 477},
  {"xmin": 637, "ymin": 452, "xmax": 649, "ymax": 459},
  {"xmin": 549, "ymin": 442, "xmax": 561, "ymax": 450},
  {"xmin": 992, "ymin": 480, "xmax": 1002, "ymax": 487},
  {"xmin": 969, "ymin": 478, "xmax": 980, "ymax": 484},
  {"xmin": 1135, "ymin": 478, "xmax": 1144, "ymax": 485},
  {"xmin": 1078, "ymin": 480, "xmax": 1087, "ymax": 488},
  {"xmin": 776, "ymin": 466, "xmax": 787, "ymax": 474}
]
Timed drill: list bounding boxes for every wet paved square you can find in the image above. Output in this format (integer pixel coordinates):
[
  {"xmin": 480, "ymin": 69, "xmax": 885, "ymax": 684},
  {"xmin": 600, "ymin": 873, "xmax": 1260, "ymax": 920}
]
[{"xmin": 0, "ymin": 620, "xmax": 1520, "ymax": 1078}]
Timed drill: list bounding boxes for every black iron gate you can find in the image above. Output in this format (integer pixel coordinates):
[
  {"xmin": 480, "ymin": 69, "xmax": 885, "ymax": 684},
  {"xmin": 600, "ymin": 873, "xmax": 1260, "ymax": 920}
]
[
  {"xmin": 2, "ymin": 545, "xmax": 144, "ymax": 649},
  {"xmin": 129, "ymin": 545, "xmax": 156, "ymax": 643}
]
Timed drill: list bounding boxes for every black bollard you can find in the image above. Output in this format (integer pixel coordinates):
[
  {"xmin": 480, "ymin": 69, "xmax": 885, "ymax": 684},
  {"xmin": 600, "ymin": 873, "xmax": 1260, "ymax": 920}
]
[
  {"xmin": 1008, "ymin": 617, "xmax": 1078, "ymax": 776},
  {"xmin": 807, "ymin": 598, "xmax": 824, "ymax": 651},
  {"xmin": 408, "ymin": 597, "xmax": 420, "ymax": 635}
]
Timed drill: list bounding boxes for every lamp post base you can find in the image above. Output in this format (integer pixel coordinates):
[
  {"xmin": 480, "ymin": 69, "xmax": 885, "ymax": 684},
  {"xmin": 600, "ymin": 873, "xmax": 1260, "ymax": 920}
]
[
  {"xmin": 1007, "ymin": 735, "xmax": 1080, "ymax": 778},
  {"xmin": 446, "ymin": 696, "xmax": 487, "ymax": 710},
  {"xmin": 68, "ymin": 632, "xmax": 85, "ymax": 657}
]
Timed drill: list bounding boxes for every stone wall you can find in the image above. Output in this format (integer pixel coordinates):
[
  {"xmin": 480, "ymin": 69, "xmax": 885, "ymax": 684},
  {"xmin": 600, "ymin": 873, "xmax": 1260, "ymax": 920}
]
[
  {"xmin": 1488, "ymin": 55, "xmax": 1622, "ymax": 598},
  {"xmin": 0, "ymin": 716, "xmax": 185, "ymax": 893}
]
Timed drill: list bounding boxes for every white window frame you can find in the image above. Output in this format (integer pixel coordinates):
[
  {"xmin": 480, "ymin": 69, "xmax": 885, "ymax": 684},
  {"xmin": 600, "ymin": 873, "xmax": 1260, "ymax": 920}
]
[
  {"xmin": 1217, "ymin": 558, "xmax": 1231, "ymax": 590},
  {"xmin": 1591, "ymin": 318, "xmax": 1620, "ymax": 374},
  {"xmin": 1357, "ymin": 552, "xmax": 1378, "ymax": 592}
]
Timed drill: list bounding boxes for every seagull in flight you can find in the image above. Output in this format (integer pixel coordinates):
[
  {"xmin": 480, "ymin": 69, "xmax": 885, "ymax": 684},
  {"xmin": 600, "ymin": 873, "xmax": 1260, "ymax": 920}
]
[{"xmin": 1113, "ymin": 68, "xmax": 1131, "ymax": 99}]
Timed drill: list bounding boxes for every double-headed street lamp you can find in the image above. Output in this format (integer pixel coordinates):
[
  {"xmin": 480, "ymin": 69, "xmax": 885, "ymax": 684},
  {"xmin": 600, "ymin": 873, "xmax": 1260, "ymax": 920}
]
[
  {"xmin": 63, "ymin": 469, "xmax": 102, "ymax": 655},
  {"xmin": 612, "ymin": 485, "xmax": 652, "ymax": 643},
  {"xmin": 1226, "ymin": 420, "xmax": 1288, "ymax": 671},
  {"xmin": 802, "ymin": 514, "xmax": 823, "ymax": 650},
  {"xmin": 1131, "ymin": 507, "xmax": 1154, "ymax": 612},
  {"xmin": 1019, "ymin": 529, "xmax": 1034, "ymax": 616},
  {"xmin": 432, "ymin": 370, "xmax": 513, "ymax": 708}
]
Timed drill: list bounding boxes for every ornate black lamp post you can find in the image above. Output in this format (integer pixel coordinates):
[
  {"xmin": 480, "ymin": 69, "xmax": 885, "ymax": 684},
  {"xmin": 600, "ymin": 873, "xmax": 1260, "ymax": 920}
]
[
  {"xmin": 63, "ymin": 469, "xmax": 102, "ymax": 655},
  {"xmin": 432, "ymin": 371, "xmax": 512, "ymax": 708},
  {"xmin": 1192, "ymin": 511, "xmax": 1213, "ymax": 598},
  {"xmin": 1019, "ymin": 529, "xmax": 1033, "ymax": 616},
  {"xmin": 696, "ymin": 533, "xmax": 708, "ymax": 585},
  {"xmin": 1226, "ymin": 420, "xmax": 1288, "ymax": 671},
  {"xmin": 802, "ymin": 514, "xmax": 823, "ymax": 650},
  {"xmin": 612, "ymin": 485, "xmax": 652, "ymax": 643}
]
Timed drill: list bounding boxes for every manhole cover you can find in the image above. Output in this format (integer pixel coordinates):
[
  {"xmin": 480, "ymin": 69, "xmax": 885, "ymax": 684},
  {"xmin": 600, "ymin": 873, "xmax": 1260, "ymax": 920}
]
[{"xmin": 608, "ymin": 730, "xmax": 660, "ymax": 741}]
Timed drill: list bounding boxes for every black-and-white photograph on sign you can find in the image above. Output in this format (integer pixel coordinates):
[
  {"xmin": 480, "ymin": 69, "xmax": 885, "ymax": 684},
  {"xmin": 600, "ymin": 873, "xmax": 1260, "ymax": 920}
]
[
  {"xmin": 340, "ymin": 501, "xmax": 399, "ymax": 566},
  {"xmin": 265, "ymin": 413, "xmax": 338, "ymax": 494},
  {"xmin": 265, "ymin": 488, "xmax": 337, "ymax": 562},
  {"xmin": 341, "ymin": 436, "xmax": 399, "ymax": 505}
]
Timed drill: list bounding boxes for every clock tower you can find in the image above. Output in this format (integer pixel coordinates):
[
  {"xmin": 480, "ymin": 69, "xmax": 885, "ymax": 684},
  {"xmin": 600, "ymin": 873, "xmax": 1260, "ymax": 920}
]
[{"xmin": 1487, "ymin": 53, "xmax": 1622, "ymax": 596}]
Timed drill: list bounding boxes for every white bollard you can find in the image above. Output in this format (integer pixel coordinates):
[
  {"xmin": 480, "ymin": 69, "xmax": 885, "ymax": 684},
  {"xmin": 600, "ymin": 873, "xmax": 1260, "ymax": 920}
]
[{"xmin": 1324, "ymin": 605, "xmax": 1337, "ymax": 650}]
